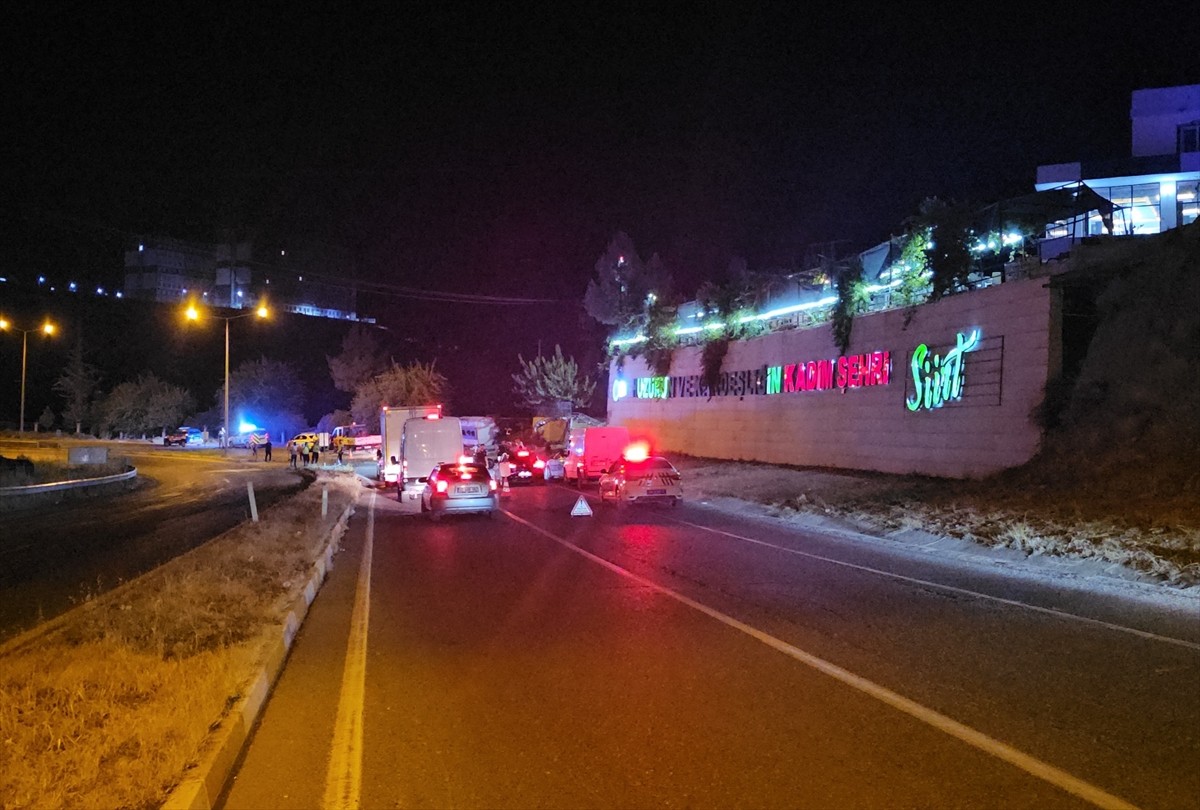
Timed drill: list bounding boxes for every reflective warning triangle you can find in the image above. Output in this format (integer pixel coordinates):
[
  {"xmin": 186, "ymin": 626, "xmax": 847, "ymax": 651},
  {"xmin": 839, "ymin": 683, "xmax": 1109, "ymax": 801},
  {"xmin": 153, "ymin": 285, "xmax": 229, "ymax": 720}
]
[{"xmin": 570, "ymin": 496, "xmax": 593, "ymax": 517}]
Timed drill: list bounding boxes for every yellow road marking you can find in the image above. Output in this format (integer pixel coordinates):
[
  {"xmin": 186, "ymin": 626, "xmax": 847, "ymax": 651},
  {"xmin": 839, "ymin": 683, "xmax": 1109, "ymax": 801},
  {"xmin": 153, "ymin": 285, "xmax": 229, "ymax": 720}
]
[{"xmin": 323, "ymin": 493, "xmax": 375, "ymax": 810}]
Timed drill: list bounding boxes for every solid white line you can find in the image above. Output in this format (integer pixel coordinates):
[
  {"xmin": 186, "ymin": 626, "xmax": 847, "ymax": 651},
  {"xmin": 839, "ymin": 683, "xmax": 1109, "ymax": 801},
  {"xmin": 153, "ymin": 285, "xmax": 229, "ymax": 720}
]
[
  {"xmin": 670, "ymin": 517, "xmax": 1200, "ymax": 651},
  {"xmin": 323, "ymin": 493, "xmax": 375, "ymax": 810},
  {"xmin": 505, "ymin": 510, "xmax": 1141, "ymax": 810}
]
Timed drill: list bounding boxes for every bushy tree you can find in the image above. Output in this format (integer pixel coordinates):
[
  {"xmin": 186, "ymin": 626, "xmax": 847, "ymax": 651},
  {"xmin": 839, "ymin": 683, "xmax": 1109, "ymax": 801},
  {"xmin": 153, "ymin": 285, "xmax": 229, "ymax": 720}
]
[
  {"xmin": 215, "ymin": 356, "xmax": 306, "ymax": 437},
  {"xmin": 583, "ymin": 231, "xmax": 672, "ymax": 331},
  {"xmin": 511, "ymin": 345, "xmax": 596, "ymax": 409},
  {"xmin": 350, "ymin": 361, "xmax": 449, "ymax": 425},
  {"xmin": 327, "ymin": 324, "xmax": 389, "ymax": 394},
  {"xmin": 37, "ymin": 406, "xmax": 56, "ymax": 432},
  {"xmin": 52, "ymin": 337, "xmax": 102, "ymax": 434},
  {"xmin": 905, "ymin": 197, "xmax": 978, "ymax": 301},
  {"xmin": 96, "ymin": 373, "xmax": 195, "ymax": 437}
]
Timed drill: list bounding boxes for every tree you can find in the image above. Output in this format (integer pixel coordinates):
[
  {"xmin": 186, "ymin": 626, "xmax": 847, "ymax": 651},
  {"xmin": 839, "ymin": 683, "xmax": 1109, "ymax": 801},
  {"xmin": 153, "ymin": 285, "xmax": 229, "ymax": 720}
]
[
  {"xmin": 37, "ymin": 406, "xmax": 56, "ymax": 432},
  {"xmin": 350, "ymin": 361, "xmax": 449, "ymax": 425},
  {"xmin": 327, "ymin": 324, "xmax": 389, "ymax": 394},
  {"xmin": 511, "ymin": 345, "xmax": 597, "ymax": 409},
  {"xmin": 905, "ymin": 197, "xmax": 978, "ymax": 301},
  {"xmin": 96, "ymin": 373, "xmax": 195, "ymax": 437},
  {"xmin": 217, "ymin": 356, "xmax": 306, "ymax": 437},
  {"xmin": 583, "ymin": 231, "xmax": 671, "ymax": 330},
  {"xmin": 52, "ymin": 337, "xmax": 102, "ymax": 434}
]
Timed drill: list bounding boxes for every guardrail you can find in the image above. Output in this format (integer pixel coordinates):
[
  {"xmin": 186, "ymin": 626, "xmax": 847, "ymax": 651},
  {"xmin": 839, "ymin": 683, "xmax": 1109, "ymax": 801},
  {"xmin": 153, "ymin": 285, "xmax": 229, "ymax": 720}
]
[{"xmin": 0, "ymin": 466, "xmax": 138, "ymax": 508}]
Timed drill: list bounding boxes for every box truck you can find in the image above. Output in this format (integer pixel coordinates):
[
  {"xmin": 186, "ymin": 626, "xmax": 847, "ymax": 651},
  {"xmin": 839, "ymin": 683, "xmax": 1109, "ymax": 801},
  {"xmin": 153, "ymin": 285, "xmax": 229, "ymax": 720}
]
[{"xmin": 378, "ymin": 404, "xmax": 442, "ymax": 484}]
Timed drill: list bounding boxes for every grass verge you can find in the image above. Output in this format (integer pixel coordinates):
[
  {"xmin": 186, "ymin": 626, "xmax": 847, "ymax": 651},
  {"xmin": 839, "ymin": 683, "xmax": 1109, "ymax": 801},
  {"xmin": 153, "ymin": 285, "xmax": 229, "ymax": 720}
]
[{"xmin": 0, "ymin": 473, "xmax": 361, "ymax": 809}]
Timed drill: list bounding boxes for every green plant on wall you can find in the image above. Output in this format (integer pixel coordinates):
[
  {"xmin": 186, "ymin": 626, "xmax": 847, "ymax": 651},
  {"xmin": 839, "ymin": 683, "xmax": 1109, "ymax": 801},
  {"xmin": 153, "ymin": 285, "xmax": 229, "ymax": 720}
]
[
  {"xmin": 831, "ymin": 258, "xmax": 869, "ymax": 355},
  {"xmin": 700, "ymin": 337, "xmax": 729, "ymax": 394},
  {"xmin": 632, "ymin": 298, "xmax": 679, "ymax": 376}
]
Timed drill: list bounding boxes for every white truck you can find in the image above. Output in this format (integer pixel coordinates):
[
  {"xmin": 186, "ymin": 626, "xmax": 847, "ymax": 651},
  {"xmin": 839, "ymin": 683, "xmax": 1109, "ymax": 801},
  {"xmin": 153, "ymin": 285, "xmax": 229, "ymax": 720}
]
[
  {"xmin": 460, "ymin": 416, "xmax": 499, "ymax": 456},
  {"xmin": 564, "ymin": 425, "xmax": 631, "ymax": 487},
  {"xmin": 399, "ymin": 415, "xmax": 465, "ymax": 499},
  {"xmin": 378, "ymin": 404, "xmax": 442, "ymax": 484}
]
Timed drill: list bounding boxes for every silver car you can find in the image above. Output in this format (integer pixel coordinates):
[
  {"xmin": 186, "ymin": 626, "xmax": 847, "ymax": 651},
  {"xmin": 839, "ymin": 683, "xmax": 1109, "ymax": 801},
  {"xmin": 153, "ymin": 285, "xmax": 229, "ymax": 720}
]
[
  {"xmin": 598, "ymin": 456, "xmax": 683, "ymax": 507},
  {"xmin": 421, "ymin": 461, "xmax": 499, "ymax": 521}
]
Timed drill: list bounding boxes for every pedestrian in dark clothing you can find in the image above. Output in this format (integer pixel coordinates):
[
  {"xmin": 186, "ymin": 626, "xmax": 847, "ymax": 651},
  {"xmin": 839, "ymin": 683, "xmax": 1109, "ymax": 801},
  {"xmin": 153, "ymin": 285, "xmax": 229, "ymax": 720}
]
[
  {"xmin": 337, "ymin": 446, "xmax": 345, "ymax": 465},
  {"xmin": 263, "ymin": 437, "xmax": 272, "ymax": 462},
  {"xmin": 251, "ymin": 438, "xmax": 259, "ymax": 460},
  {"xmin": 312, "ymin": 444, "xmax": 320, "ymax": 466}
]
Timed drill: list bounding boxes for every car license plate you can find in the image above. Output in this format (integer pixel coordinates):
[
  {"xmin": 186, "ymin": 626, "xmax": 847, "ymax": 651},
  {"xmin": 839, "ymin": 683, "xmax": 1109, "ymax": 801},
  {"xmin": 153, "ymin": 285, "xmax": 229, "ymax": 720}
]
[
  {"xmin": 646, "ymin": 488, "xmax": 667, "ymax": 495},
  {"xmin": 456, "ymin": 485, "xmax": 481, "ymax": 495}
]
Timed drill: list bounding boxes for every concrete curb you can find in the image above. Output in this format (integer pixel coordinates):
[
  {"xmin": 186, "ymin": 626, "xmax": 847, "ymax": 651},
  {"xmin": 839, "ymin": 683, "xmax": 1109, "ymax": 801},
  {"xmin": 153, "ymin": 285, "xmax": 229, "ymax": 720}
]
[{"xmin": 162, "ymin": 496, "xmax": 357, "ymax": 810}]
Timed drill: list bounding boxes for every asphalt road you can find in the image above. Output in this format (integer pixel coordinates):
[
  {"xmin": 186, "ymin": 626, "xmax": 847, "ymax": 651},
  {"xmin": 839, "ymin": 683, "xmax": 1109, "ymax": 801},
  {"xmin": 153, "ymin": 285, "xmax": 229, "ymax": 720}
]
[
  {"xmin": 0, "ymin": 440, "xmax": 310, "ymax": 642},
  {"xmin": 219, "ymin": 482, "xmax": 1199, "ymax": 809}
]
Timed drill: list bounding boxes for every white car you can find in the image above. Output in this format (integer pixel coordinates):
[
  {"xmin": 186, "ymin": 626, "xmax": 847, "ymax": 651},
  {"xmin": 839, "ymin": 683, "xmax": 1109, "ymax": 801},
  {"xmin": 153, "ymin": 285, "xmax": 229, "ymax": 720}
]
[{"xmin": 598, "ymin": 455, "xmax": 683, "ymax": 507}]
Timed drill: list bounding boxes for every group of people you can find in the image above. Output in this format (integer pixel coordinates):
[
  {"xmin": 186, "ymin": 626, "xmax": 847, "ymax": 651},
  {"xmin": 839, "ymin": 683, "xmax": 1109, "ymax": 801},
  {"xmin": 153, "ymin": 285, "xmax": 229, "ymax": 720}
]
[{"xmin": 288, "ymin": 440, "xmax": 320, "ymax": 469}]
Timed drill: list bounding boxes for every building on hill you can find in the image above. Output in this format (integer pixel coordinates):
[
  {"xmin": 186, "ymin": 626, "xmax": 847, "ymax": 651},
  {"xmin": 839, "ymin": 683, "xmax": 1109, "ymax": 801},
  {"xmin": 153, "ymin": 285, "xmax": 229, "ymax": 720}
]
[
  {"xmin": 1036, "ymin": 83, "xmax": 1200, "ymax": 259},
  {"xmin": 122, "ymin": 235, "xmax": 372, "ymax": 323}
]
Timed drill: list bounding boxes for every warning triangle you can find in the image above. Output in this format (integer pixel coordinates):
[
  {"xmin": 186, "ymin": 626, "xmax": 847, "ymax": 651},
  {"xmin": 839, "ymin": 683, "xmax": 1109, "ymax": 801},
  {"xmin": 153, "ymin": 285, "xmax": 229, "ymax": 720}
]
[{"xmin": 570, "ymin": 496, "xmax": 594, "ymax": 517}]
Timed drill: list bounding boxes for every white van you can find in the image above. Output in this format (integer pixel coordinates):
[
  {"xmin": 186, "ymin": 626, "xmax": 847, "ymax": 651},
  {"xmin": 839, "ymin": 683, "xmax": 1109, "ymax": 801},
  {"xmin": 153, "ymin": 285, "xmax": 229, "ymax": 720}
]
[
  {"xmin": 400, "ymin": 415, "xmax": 464, "ymax": 495},
  {"xmin": 567, "ymin": 425, "xmax": 631, "ymax": 487}
]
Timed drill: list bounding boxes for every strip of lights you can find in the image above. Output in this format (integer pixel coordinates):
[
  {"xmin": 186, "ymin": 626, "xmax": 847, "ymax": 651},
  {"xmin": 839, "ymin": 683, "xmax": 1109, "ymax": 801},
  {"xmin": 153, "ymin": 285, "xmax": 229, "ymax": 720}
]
[{"xmin": 609, "ymin": 277, "xmax": 914, "ymax": 346}]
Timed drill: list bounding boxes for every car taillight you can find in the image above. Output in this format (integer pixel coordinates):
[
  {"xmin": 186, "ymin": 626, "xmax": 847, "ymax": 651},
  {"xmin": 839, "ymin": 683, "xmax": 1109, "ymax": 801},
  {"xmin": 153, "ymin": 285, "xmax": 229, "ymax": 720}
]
[
  {"xmin": 489, "ymin": 478, "xmax": 498, "ymax": 491},
  {"xmin": 533, "ymin": 459, "xmax": 545, "ymax": 469},
  {"xmin": 435, "ymin": 479, "xmax": 448, "ymax": 494}
]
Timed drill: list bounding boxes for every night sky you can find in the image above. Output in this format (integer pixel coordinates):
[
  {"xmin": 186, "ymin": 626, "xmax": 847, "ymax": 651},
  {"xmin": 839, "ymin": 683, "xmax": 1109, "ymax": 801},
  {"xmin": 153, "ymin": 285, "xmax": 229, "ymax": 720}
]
[{"xmin": 4, "ymin": 6, "xmax": 1198, "ymax": 415}]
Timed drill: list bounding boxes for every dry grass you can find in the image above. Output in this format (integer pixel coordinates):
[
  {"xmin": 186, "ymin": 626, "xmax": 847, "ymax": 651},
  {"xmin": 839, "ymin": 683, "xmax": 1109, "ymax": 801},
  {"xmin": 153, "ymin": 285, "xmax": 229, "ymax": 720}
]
[
  {"xmin": 0, "ymin": 473, "xmax": 361, "ymax": 810},
  {"xmin": 672, "ymin": 452, "xmax": 1200, "ymax": 586}
]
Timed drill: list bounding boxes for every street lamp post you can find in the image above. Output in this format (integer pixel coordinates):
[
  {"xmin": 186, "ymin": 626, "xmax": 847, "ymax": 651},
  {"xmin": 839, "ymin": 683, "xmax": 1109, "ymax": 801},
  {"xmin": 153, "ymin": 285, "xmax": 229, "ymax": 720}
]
[
  {"xmin": 185, "ymin": 303, "xmax": 268, "ymax": 454},
  {"xmin": 0, "ymin": 318, "xmax": 57, "ymax": 433}
]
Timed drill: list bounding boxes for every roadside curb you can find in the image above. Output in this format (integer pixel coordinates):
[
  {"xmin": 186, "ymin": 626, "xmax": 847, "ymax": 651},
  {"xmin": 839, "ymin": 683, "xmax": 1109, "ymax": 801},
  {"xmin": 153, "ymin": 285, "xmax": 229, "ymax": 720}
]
[{"xmin": 162, "ymin": 496, "xmax": 357, "ymax": 810}]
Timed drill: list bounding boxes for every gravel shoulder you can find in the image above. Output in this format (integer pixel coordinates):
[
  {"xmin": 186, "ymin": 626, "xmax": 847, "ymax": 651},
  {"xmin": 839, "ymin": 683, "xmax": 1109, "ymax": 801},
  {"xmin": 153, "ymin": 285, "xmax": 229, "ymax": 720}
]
[{"xmin": 669, "ymin": 454, "xmax": 1200, "ymax": 599}]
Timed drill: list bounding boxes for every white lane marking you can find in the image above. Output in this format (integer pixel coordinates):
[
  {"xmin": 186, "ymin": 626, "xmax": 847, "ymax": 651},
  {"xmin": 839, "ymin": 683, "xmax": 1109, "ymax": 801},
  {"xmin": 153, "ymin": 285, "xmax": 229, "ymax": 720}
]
[
  {"xmin": 505, "ymin": 510, "xmax": 1140, "ymax": 810},
  {"xmin": 324, "ymin": 493, "xmax": 375, "ymax": 810},
  {"xmin": 670, "ymin": 517, "xmax": 1200, "ymax": 652}
]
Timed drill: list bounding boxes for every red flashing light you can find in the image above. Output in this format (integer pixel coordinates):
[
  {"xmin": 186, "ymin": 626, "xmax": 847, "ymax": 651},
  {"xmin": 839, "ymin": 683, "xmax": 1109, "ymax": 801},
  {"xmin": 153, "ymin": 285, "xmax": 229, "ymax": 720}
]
[
  {"xmin": 623, "ymin": 440, "xmax": 651, "ymax": 462},
  {"xmin": 516, "ymin": 449, "xmax": 530, "ymax": 457},
  {"xmin": 426, "ymin": 413, "xmax": 440, "ymax": 420},
  {"xmin": 533, "ymin": 459, "xmax": 545, "ymax": 469}
]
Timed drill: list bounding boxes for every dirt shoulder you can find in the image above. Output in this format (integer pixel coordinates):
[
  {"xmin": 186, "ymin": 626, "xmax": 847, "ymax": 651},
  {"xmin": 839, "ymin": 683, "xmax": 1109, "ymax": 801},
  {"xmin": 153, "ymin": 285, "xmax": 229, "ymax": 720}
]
[{"xmin": 670, "ymin": 453, "xmax": 1200, "ymax": 588}]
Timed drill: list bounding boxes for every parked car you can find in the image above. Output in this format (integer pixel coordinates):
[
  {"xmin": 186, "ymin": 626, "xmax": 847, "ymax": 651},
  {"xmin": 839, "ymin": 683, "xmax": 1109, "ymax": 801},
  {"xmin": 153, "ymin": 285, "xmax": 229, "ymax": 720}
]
[
  {"xmin": 165, "ymin": 427, "xmax": 201, "ymax": 446},
  {"xmin": 503, "ymin": 448, "xmax": 545, "ymax": 485},
  {"xmin": 421, "ymin": 461, "xmax": 499, "ymax": 521},
  {"xmin": 598, "ymin": 455, "xmax": 683, "ymax": 507}
]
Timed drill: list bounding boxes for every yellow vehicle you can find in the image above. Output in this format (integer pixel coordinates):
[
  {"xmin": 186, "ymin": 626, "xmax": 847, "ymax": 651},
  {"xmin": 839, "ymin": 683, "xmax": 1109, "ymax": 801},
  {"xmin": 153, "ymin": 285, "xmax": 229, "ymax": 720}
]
[{"xmin": 331, "ymin": 423, "xmax": 379, "ymax": 452}]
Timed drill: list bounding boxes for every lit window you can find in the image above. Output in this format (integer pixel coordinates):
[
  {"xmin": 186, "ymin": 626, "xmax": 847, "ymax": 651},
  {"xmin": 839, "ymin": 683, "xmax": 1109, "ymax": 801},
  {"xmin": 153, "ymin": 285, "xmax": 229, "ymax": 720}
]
[{"xmin": 1179, "ymin": 180, "xmax": 1200, "ymax": 227}]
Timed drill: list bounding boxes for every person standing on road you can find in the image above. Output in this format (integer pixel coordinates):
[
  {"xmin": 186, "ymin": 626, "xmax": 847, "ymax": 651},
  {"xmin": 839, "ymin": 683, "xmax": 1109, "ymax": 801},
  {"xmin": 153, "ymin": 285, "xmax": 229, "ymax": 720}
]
[
  {"xmin": 263, "ymin": 436, "xmax": 272, "ymax": 462},
  {"xmin": 250, "ymin": 435, "xmax": 259, "ymax": 460},
  {"xmin": 289, "ymin": 440, "xmax": 298, "ymax": 469}
]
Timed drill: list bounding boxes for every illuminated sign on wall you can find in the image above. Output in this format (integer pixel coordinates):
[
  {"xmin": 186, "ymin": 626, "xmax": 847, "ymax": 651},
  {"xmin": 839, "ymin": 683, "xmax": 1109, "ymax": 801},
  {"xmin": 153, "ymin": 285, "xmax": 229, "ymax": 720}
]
[
  {"xmin": 625, "ymin": 349, "xmax": 892, "ymax": 399},
  {"xmin": 905, "ymin": 330, "xmax": 980, "ymax": 412}
]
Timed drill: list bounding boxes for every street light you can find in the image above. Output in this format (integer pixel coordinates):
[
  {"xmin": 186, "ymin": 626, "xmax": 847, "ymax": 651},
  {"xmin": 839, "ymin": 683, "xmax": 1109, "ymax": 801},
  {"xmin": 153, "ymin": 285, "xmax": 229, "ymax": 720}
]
[
  {"xmin": 185, "ymin": 302, "xmax": 269, "ymax": 453},
  {"xmin": 0, "ymin": 317, "xmax": 57, "ymax": 433}
]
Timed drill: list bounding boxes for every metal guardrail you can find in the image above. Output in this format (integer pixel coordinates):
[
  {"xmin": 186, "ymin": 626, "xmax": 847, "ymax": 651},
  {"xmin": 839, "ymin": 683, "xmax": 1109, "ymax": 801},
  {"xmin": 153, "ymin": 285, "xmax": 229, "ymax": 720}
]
[{"xmin": 0, "ymin": 466, "xmax": 138, "ymax": 498}]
